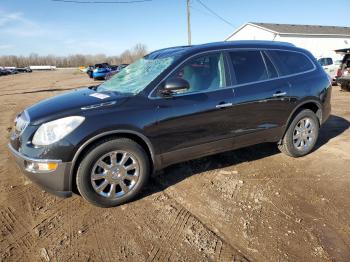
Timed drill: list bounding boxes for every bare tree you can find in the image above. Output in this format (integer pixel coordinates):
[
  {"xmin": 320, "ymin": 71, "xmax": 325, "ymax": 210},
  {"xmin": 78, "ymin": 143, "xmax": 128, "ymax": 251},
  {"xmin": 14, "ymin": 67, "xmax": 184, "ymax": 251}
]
[{"xmin": 0, "ymin": 44, "xmax": 148, "ymax": 67}]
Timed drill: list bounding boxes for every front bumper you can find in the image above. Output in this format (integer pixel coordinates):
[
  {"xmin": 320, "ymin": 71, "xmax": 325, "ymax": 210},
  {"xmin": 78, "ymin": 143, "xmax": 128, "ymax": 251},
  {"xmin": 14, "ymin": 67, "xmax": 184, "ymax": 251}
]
[{"xmin": 8, "ymin": 143, "xmax": 73, "ymax": 198}]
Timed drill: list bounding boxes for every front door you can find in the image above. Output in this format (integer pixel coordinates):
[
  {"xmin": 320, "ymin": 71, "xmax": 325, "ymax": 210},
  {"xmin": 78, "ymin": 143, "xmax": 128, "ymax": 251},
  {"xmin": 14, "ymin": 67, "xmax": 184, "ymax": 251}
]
[{"xmin": 147, "ymin": 52, "xmax": 236, "ymax": 164}]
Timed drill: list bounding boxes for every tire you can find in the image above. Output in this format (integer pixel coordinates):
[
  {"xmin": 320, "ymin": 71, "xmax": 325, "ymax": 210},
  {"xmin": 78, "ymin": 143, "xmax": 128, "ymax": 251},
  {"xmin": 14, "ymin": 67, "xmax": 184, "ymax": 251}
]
[
  {"xmin": 340, "ymin": 83, "xmax": 350, "ymax": 92},
  {"xmin": 278, "ymin": 109, "xmax": 319, "ymax": 157},
  {"xmin": 76, "ymin": 138, "xmax": 150, "ymax": 207}
]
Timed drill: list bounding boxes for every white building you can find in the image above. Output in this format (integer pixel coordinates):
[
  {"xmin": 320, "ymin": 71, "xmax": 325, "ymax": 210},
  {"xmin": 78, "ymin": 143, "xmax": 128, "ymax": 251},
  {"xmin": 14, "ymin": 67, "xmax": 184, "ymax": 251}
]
[{"xmin": 226, "ymin": 22, "xmax": 350, "ymax": 58}]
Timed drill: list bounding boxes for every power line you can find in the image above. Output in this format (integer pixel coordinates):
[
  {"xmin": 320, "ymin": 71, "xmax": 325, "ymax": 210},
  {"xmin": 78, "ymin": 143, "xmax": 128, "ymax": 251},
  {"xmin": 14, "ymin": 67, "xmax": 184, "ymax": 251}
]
[
  {"xmin": 51, "ymin": 0, "xmax": 152, "ymax": 4},
  {"xmin": 195, "ymin": 0, "xmax": 234, "ymax": 27}
]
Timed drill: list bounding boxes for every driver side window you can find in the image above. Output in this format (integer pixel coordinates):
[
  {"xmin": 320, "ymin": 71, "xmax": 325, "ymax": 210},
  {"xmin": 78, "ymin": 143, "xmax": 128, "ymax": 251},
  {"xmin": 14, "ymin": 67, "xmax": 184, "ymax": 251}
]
[{"xmin": 167, "ymin": 52, "xmax": 226, "ymax": 95}]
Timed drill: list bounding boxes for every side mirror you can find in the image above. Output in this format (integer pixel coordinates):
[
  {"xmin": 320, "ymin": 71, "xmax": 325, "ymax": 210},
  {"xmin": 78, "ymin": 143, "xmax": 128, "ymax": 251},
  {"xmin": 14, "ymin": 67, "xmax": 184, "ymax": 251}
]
[{"xmin": 161, "ymin": 78, "xmax": 190, "ymax": 96}]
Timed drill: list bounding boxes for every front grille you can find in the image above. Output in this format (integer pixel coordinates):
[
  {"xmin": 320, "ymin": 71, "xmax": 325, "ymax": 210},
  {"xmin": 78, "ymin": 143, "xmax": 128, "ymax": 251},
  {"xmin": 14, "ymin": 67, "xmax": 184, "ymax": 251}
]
[{"xmin": 15, "ymin": 111, "xmax": 30, "ymax": 134}]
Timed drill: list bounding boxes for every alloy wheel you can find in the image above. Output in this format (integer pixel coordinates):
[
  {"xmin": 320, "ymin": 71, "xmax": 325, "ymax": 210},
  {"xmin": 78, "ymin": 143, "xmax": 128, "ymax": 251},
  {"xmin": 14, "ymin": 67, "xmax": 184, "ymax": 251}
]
[
  {"xmin": 293, "ymin": 117, "xmax": 316, "ymax": 151},
  {"xmin": 90, "ymin": 151, "xmax": 140, "ymax": 199}
]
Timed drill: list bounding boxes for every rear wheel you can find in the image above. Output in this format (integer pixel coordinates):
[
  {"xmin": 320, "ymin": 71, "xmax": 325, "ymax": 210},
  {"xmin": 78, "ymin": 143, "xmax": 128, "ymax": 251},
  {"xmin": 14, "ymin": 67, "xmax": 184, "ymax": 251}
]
[
  {"xmin": 340, "ymin": 83, "xmax": 350, "ymax": 92},
  {"xmin": 76, "ymin": 138, "xmax": 150, "ymax": 207},
  {"xmin": 278, "ymin": 109, "xmax": 319, "ymax": 157}
]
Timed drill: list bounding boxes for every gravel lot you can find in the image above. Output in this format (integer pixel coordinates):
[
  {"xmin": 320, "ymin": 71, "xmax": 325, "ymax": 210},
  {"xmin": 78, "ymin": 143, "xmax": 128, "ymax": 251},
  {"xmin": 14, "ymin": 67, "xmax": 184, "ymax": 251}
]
[{"xmin": 0, "ymin": 70, "xmax": 349, "ymax": 261}]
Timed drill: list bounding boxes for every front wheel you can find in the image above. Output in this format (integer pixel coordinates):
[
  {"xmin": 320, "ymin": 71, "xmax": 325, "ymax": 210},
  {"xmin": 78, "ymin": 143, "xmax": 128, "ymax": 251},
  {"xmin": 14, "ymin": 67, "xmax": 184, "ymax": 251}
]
[
  {"xmin": 76, "ymin": 138, "xmax": 150, "ymax": 207},
  {"xmin": 278, "ymin": 109, "xmax": 319, "ymax": 157}
]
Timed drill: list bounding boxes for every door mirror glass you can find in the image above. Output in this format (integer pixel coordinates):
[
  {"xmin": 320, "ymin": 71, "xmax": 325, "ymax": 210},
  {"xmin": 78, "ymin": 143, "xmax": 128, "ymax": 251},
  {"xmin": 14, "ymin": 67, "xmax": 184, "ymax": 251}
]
[{"xmin": 161, "ymin": 78, "xmax": 190, "ymax": 96}]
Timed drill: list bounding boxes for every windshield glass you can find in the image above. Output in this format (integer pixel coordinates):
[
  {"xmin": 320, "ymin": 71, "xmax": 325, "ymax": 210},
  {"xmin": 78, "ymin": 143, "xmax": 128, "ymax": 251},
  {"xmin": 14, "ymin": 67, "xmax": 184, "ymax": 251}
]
[{"xmin": 97, "ymin": 56, "xmax": 175, "ymax": 95}]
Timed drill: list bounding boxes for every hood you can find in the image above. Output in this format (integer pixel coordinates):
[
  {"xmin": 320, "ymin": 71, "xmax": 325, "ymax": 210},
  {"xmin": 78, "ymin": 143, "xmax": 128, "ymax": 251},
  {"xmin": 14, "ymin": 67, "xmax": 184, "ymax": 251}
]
[{"xmin": 26, "ymin": 87, "xmax": 126, "ymax": 124}]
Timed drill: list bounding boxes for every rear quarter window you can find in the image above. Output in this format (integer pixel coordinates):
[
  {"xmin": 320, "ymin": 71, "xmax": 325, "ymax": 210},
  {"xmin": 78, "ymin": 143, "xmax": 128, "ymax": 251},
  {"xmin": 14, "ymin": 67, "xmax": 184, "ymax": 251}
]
[{"xmin": 267, "ymin": 50, "xmax": 315, "ymax": 76}]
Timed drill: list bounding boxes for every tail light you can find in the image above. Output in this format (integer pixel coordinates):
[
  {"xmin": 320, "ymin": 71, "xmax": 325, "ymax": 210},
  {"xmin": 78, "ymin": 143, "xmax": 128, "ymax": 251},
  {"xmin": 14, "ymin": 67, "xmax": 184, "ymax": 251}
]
[{"xmin": 337, "ymin": 69, "xmax": 342, "ymax": 77}]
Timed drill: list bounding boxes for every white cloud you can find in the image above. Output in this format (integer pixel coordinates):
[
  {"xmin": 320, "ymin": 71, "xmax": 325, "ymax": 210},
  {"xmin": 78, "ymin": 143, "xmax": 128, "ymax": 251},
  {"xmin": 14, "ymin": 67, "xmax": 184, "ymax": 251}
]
[
  {"xmin": 0, "ymin": 11, "xmax": 47, "ymax": 37},
  {"xmin": 0, "ymin": 12, "xmax": 23, "ymax": 27},
  {"xmin": 0, "ymin": 44, "xmax": 13, "ymax": 50}
]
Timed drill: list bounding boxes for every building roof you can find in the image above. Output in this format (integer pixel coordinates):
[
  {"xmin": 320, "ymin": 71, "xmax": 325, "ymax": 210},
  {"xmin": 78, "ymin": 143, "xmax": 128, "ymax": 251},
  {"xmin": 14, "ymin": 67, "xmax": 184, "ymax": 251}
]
[
  {"xmin": 249, "ymin": 22, "xmax": 350, "ymax": 36},
  {"xmin": 226, "ymin": 22, "xmax": 350, "ymax": 40}
]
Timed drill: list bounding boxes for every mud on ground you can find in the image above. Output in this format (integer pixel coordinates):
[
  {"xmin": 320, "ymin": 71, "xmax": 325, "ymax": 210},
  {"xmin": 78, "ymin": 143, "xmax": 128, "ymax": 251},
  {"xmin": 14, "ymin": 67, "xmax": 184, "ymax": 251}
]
[{"xmin": 0, "ymin": 70, "xmax": 349, "ymax": 261}]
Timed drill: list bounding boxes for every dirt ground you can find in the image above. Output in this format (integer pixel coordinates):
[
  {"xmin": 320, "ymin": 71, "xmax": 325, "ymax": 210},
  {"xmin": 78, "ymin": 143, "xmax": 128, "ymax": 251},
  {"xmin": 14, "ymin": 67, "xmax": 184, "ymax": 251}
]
[{"xmin": 0, "ymin": 70, "xmax": 349, "ymax": 262}]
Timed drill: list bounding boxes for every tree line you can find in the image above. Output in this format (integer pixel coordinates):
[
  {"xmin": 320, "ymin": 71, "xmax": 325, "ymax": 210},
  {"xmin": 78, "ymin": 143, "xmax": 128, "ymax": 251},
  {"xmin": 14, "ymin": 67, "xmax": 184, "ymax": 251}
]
[{"xmin": 0, "ymin": 44, "xmax": 147, "ymax": 68}]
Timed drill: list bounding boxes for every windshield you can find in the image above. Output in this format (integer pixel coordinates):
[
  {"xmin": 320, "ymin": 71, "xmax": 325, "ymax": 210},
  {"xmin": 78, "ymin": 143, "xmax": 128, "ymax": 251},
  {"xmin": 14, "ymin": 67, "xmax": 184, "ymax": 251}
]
[{"xmin": 97, "ymin": 56, "xmax": 175, "ymax": 95}]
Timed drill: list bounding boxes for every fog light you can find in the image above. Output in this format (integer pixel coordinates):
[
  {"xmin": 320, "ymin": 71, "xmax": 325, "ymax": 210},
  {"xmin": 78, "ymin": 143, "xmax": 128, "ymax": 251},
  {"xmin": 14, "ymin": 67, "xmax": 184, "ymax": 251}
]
[{"xmin": 25, "ymin": 161, "xmax": 58, "ymax": 172}]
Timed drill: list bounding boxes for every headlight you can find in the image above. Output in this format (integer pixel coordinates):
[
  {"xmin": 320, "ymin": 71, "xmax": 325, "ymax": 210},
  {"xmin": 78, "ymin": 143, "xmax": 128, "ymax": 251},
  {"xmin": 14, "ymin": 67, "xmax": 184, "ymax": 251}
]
[{"xmin": 32, "ymin": 116, "xmax": 85, "ymax": 146}]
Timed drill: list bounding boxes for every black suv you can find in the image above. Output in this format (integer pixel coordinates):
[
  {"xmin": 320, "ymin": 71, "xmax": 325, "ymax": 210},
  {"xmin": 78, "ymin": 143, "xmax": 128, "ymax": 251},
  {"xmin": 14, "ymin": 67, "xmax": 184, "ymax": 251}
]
[{"xmin": 8, "ymin": 41, "xmax": 332, "ymax": 207}]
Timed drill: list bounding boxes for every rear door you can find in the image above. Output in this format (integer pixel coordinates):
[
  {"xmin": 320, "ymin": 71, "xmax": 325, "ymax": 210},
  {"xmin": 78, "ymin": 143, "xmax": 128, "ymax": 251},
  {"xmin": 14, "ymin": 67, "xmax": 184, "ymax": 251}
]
[{"xmin": 226, "ymin": 50, "xmax": 293, "ymax": 147}]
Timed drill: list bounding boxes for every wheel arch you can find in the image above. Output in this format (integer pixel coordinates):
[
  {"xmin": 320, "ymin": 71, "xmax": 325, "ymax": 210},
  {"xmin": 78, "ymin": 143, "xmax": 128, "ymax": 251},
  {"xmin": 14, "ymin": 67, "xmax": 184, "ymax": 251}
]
[
  {"xmin": 280, "ymin": 100, "xmax": 322, "ymax": 143},
  {"xmin": 69, "ymin": 130, "xmax": 156, "ymax": 192}
]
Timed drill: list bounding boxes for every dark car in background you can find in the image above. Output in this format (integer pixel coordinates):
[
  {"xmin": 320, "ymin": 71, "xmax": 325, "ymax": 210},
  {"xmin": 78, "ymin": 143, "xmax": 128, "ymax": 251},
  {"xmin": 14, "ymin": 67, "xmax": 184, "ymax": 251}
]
[
  {"xmin": 0, "ymin": 68, "xmax": 17, "ymax": 76},
  {"xmin": 0, "ymin": 69, "xmax": 10, "ymax": 76},
  {"xmin": 105, "ymin": 64, "xmax": 129, "ymax": 80},
  {"xmin": 0, "ymin": 67, "xmax": 32, "ymax": 76},
  {"xmin": 16, "ymin": 67, "xmax": 32, "ymax": 73},
  {"xmin": 8, "ymin": 41, "xmax": 331, "ymax": 207}
]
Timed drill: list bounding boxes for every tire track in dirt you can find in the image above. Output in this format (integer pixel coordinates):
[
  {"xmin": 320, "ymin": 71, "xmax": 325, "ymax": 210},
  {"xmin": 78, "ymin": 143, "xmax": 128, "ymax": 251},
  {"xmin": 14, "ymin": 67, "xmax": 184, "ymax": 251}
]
[
  {"xmin": 146, "ymin": 208, "xmax": 191, "ymax": 261},
  {"xmin": 146, "ymin": 179, "xmax": 250, "ymax": 262},
  {"xmin": 0, "ymin": 207, "xmax": 35, "ymax": 261}
]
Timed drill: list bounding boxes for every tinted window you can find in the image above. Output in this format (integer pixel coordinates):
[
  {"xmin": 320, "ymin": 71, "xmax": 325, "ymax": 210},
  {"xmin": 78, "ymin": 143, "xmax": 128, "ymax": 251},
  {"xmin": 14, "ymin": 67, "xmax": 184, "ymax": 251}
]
[
  {"xmin": 229, "ymin": 51, "xmax": 268, "ymax": 85},
  {"xmin": 166, "ymin": 52, "xmax": 226, "ymax": 94},
  {"xmin": 318, "ymin": 57, "xmax": 333, "ymax": 66},
  {"xmin": 318, "ymin": 58, "xmax": 328, "ymax": 66},
  {"xmin": 262, "ymin": 52, "xmax": 278, "ymax": 78},
  {"xmin": 269, "ymin": 50, "xmax": 314, "ymax": 76},
  {"xmin": 327, "ymin": 58, "xmax": 333, "ymax": 65}
]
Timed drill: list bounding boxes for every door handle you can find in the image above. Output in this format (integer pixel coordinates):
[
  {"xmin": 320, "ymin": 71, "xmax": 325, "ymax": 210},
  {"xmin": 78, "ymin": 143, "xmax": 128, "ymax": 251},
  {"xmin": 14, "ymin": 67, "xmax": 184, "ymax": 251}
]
[
  {"xmin": 216, "ymin": 102, "xmax": 233, "ymax": 109},
  {"xmin": 273, "ymin": 92, "xmax": 287, "ymax": 97}
]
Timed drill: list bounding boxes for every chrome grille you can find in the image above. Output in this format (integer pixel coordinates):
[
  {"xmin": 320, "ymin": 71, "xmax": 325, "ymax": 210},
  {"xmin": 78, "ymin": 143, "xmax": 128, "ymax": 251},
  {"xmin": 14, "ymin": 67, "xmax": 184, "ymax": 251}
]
[{"xmin": 15, "ymin": 111, "xmax": 30, "ymax": 134}]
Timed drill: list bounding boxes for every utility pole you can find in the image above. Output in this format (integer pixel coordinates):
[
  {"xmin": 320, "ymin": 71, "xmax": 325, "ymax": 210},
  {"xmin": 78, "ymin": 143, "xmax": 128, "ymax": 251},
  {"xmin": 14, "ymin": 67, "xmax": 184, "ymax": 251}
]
[{"xmin": 186, "ymin": 0, "xmax": 191, "ymax": 45}]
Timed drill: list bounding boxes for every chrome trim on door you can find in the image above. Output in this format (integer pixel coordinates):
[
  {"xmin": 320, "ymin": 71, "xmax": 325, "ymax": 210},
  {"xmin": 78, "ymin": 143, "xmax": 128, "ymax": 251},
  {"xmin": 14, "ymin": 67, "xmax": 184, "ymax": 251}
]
[
  {"xmin": 216, "ymin": 103, "xmax": 233, "ymax": 108},
  {"xmin": 273, "ymin": 92, "xmax": 287, "ymax": 97}
]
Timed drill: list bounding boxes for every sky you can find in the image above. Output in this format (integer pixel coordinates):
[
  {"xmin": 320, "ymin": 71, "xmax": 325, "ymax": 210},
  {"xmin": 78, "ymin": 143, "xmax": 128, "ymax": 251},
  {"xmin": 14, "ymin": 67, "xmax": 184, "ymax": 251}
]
[{"xmin": 0, "ymin": 0, "xmax": 349, "ymax": 56}]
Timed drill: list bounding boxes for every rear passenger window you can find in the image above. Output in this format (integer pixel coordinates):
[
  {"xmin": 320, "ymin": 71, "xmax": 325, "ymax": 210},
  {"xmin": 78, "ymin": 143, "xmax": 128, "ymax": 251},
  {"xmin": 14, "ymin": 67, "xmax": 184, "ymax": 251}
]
[
  {"xmin": 268, "ymin": 50, "xmax": 314, "ymax": 76},
  {"xmin": 229, "ymin": 51, "xmax": 268, "ymax": 85}
]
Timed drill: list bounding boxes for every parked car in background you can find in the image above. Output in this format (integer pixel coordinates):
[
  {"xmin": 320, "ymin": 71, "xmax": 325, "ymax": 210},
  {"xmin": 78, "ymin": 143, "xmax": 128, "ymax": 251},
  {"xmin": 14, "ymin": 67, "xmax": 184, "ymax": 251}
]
[
  {"xmin": 0, "ymin": 69, "xmax": 10, "ymax": 76},
  {"xmin": 105, "ymin": 64, "xmax": 129, "ymax": 80},
  {"xmin": 92, "ymin": 63, "xmax": 111, "ymax": 80},
  {"xmin": 86, "ymin": 65, "xmax": 94, "ymax": 78},
  {"xmin": 0, "ymin": 66, "xmax": 32, "ymax": 76},
  {"xmin": 335, "ymin": 48, "xmax": 350, "ymax": 91},
  {"xmin": 16, "ymin": 67, "xmax": 32, "ymax": 73},
  {"xmin": 8, "ymin": 41, "xmax": 332, "ymax": 207},
  {"xmin": 317, "ymin": 56, "xmax": 342, "ymax": 84},
  {"xmin": 0, "ymin": 68, "xmax": 16, "ymax": 75}
]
